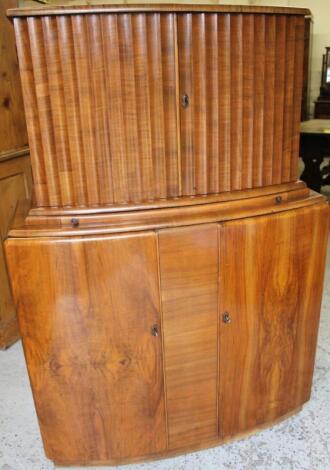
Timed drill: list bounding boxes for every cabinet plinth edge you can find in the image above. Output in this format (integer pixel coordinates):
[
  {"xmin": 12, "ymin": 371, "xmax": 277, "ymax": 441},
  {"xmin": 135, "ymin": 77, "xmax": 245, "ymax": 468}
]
[{"xmin": 6, "ymin": 185, "xmax": 329, "ymax": 239}]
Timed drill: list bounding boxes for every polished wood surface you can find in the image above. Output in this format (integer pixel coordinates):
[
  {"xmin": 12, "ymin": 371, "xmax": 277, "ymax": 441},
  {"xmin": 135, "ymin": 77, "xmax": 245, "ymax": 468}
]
[
  {"xmin": 177, "ymin": 13, "xmax": 304, "ymax": 191},
  {"xmin": 5, "ymin": 202, "xmax": 329, "ymax": 464},
  {"xmin": 11, "ymin": 6, "xmax": 306, "ymax": 209},
  {"xmin": 159, "ymin": 225, "xmax": 218, "ymax": 449},
  {"xmin": 10, "ymin": 186, "xmax": 325, "ymax": 238},
  {"xmin": 6, "ymin": 232, "xmax": 167, "ymax": 462},
  {"xmin": 218, "ymin": 204, "xmax": 329, "ymax": 439},
  {"xmin": 5, "ymin": 3, "xmax": 329, "ymax": 466},
  {"xmin": 9, "ymin": 3, "xmax": 311, "ymax": 17}
]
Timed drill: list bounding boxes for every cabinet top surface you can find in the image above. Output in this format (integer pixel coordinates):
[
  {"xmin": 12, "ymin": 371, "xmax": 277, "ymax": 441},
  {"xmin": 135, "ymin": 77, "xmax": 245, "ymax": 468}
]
[{"xmin": 8, "ymin": 2, "xmax": 310, "ymax": 17}]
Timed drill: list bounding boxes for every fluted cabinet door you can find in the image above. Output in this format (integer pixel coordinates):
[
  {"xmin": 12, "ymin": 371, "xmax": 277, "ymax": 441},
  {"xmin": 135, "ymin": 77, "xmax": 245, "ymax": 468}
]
[
  {"xmin": 13, "ymin": 13, "xmax": 179, "ymax": 207},
  {"xmin": 218, "ymin": 204, "xmax": 329, "ymax": 439},
  {"xmin": 5, "ymin": 232, "xmax": 167, "ymax": 464},
  {"xmin": 177, "ymin": 13, "xmax": 305, "ymax": 195}
]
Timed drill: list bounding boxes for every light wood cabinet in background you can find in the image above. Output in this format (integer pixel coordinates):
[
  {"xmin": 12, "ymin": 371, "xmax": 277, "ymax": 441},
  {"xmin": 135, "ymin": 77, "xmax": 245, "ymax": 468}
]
[{"xmin": 0, "ymin": 0, "xmax": 31, "ymax": 349}]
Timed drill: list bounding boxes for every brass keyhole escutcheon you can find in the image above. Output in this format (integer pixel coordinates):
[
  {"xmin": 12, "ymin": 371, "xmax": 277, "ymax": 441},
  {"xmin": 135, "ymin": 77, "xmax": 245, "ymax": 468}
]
[
  {"xmin": 151, "ymin": 324, "xmax": 159, "ymax": 336},
  {"xmin": 181, "ymin": 94, "xmax": 189, "ymax": 108},
  {"xmin": 222, "ymin": 312, "xmax": 231, "ymax": 324}
]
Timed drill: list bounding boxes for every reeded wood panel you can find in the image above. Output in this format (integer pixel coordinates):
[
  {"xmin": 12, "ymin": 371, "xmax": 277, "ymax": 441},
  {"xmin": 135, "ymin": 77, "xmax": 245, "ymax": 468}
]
[
  {"xmin": 13, "ymin": 13, "xmax": 179, "ymax": 207},
  {"xmin": 158, "ymin": 225, "xmax": 219, "ymax": 449},
  {"xmin": 177, "ymin": 13, "xmax": 305, "ymax": 195},
  {"xmin": 6, "ymin": 232, "xmax": 167, "ymax": 462},
  {"xmin": 218, "ymin": 204, "xmax": 329, "ymax": 439}
]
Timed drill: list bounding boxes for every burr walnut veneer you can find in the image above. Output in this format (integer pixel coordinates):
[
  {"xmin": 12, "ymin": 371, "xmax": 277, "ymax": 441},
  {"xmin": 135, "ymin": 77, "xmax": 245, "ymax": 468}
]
[{"xmin": 5, "ymin": 3, "xmax": 330, "ymax": 466}]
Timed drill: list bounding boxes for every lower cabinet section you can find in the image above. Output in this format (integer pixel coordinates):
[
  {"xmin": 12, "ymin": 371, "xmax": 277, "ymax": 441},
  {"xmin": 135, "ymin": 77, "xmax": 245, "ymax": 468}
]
[{"xmin": 5, "ymin": 203, "xmax": 329, "ymax": 464}]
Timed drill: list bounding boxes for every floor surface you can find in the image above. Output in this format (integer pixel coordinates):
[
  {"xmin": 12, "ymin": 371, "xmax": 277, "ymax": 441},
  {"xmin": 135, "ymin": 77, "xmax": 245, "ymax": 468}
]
[{"xmin": 0, "ymin": 239, "xmax": 329, "ymax": 470}]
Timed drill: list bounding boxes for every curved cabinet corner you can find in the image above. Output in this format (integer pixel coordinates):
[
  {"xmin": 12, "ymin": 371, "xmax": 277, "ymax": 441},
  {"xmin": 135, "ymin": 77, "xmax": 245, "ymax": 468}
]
[{"xmin": 5, "ymin": 231, "xmax": 167, "ymax": 463}]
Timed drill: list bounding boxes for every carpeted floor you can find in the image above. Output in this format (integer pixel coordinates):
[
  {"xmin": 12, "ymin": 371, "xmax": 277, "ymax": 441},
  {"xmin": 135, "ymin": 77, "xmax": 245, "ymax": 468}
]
[{"xmin": 0, "ymin": 238, "xmax": 329, "ymax": 470}]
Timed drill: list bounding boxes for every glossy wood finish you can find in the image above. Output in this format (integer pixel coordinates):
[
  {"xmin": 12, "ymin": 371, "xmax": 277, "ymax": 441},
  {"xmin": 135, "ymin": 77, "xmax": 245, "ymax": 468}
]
[
  {"xmin": 5, "ymin": 202, "xmax": 329, "ymax": 465},
  {"xmin": 5, "ymin": 4, "xmax": 329, "ymax": 466},
  {"xmin": 218, "ymin": 204, "xmax": 329, "ymax": 439},
  {"xmin": 178, "ymin": 13, "xmax": 305, "ymax": 192},
  {"xmin": 10, "ymin": 186, "xmax": 325, "ymax": 239},
  {"xmin": 159, "ymin": 225, "xmax": 218, "ymax": 449},
  {"xmin": 11, "ymin": 5, "xmax": 307, "ymax": 209},
  {"xmin": 6, "ymin": 232, "xmax": 167, "ymax": 462},
  {"xmin": 13, "ymin": 12, "xmax": 178, "ymax": 207},
  {"xmin": 9, "ymin": 4, "xmax": 311, "ymax": 17}
]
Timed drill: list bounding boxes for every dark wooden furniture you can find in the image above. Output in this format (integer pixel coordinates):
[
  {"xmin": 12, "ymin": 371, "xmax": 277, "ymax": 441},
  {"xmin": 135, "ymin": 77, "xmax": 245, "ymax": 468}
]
[
  {"xmin": 300, "ymin": 119, "xmax": 330, "ymax": 191},
  {"xmin": 0, "ymin": 0, "xmax": 31, "ymax": 349},
  {"xmin": 5, "ymin": 3, "xmax": 329, "ymax": 466},
  {"xmin": 314, "ymin": 47, "xmax": 330, "ymax": 118}
]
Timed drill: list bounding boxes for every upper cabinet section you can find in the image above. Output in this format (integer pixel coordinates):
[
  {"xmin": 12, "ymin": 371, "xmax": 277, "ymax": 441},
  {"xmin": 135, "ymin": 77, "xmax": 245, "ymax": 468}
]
[
  {"xmin": 10, "ymin": 6, "xmax": 307, "ymax": 209},
  {"xmin": 177, "ymin": 13, "xmax": 305, "ymax": 194}
]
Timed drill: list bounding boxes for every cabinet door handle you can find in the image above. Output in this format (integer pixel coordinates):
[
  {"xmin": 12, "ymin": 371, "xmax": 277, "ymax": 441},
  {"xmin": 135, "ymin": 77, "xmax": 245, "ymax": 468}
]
[
  {"xmin": 151, "ymin": 324, "xmax": 160, "ymax": 336},
  {"xmin": 222, "ymin": 312, "xmax": 231, "ymax": 324},
  {"xmin": 181, "ymin": 94, "xmax": 189, "ymax": 108}
]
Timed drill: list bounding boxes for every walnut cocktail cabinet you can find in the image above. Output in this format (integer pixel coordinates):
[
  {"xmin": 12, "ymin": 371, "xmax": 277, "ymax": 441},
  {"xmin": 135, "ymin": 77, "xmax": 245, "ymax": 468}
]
[{"xmin": 5, "ymin": 3, "xmax": 330, "ymax": 467}]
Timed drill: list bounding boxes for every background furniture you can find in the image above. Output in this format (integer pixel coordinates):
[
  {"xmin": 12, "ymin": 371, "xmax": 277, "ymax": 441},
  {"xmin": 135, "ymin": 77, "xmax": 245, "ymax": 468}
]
[
  {"xmin": 314, "ymin": 47, "xmax": 330, "ymax": 118},
  {"xmin": 300, "ymin": 119, "xmax": 330, "ymax": 191},
  {"xmin": 0, "ymin": 0, "xmax": 31, "ymax": 349},
  {"xmin": 5, "ymin": 3, "xmax": 329, "ymax": 466}
]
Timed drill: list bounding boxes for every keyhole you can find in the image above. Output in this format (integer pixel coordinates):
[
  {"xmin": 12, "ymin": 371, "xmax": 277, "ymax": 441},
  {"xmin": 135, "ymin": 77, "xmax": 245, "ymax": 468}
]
[
  {"xmin": 151, "ymin": 324, "xmax": 159, "ymax": 336},
  {"xmin": 181, "ymin": 94, "xmax": 189, "ymax": 108}
]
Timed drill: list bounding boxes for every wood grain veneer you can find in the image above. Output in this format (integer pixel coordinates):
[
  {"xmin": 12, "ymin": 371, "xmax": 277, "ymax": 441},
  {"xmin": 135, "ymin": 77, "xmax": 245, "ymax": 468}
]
[
  {"xmin": 10, "ymin": 6, "xmax": 306, "ymax": 209},
  {"xmin": 218, "ymin": 203, "xmax": 329, "ymax": 439},
  {"xmin": 5, "ymin": 202, "xmax": 329, "ymax": 465},
  {"xmin": 159, "ymin": 225, "xmax": 219, "ymax": 449},
  {"xmin": 6, "ymin": 232, "xmax": 167, "ymax": 462},
  {"xmin": 5, "ymin": 4, "xmax": 329, "ymax": 466}
]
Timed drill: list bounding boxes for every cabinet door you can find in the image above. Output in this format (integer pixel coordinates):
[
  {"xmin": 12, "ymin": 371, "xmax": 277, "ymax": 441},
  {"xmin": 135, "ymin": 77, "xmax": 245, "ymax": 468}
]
[
  {"xmin": 6, "ymin": 232, "xmax": 166, "ymax": 463},
  {"xmin": 218, "ymin": 204, "xmax": 329, "ymax": 439},
  {"xmin": 14, "ymin": 12, "xmax": 179, "ymax": 207},
  {"xmin": 177, "ymin": 13, "xmax": 305, "ymax": 194},
  {"xmin": 158, "ymin": 224, "xmax": 219, "ymax": 449}
]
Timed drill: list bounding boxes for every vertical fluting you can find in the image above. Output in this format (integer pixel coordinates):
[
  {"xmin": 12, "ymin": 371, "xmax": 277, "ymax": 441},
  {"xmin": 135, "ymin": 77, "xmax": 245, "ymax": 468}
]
[
  {"xmin": 87, "ymin": 14, "xmax": 114, "ymax": 205},
  {"xmin": 218, "ymin": 14, "xmax": 231, "ymax": 192},
  {"xmin": 27, "ymin": 17, "xmax": 60, "ymax": 207},
  {"xmin": 282, "ymin": 16, "xmax": 296, "ymax": 182},
  {"xmin": 13, "ymin": 17, "xmax": 49, "ymax": 206},
  {"xmin": 241, "ymin": 14, "xmax": 254, "ymax": 189},
  {"xmin": 230, "ymin": 14, "xmax": 243, "ymax": 191},
  {"xmin": 263, "ymin": 15, "xmax": 276, "ymax": 186},
  {"xmin": 14, "ymin": 11, "xmax": 306, "ymax": 208},
  {"xmin": 42, "ymin": 16, "xmax": 73, "ymax": 206},
  {"xmin": 206, "ymin": 14, "xmax": 219, "ymax": 194}
]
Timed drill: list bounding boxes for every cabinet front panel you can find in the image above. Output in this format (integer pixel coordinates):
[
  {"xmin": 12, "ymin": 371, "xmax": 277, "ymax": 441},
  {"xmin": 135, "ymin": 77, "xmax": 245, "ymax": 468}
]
[
  {"xmin": 14, "ymin": 13, "xmax": 179, "ymax": 207},
  {"xmin": 158, "ymin": 224, "xmax": 219, "ymax": 448},
  {"xmin": 218, "ymin": 204, "xmax": 329, "ymax": 439},
  {"xmin": 177, "ymin": 13, "xmax": 305, "ymax": 194},
  {"xmin": 6, "ymin": 232, "xmax": 167, "ymax": 462}
]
